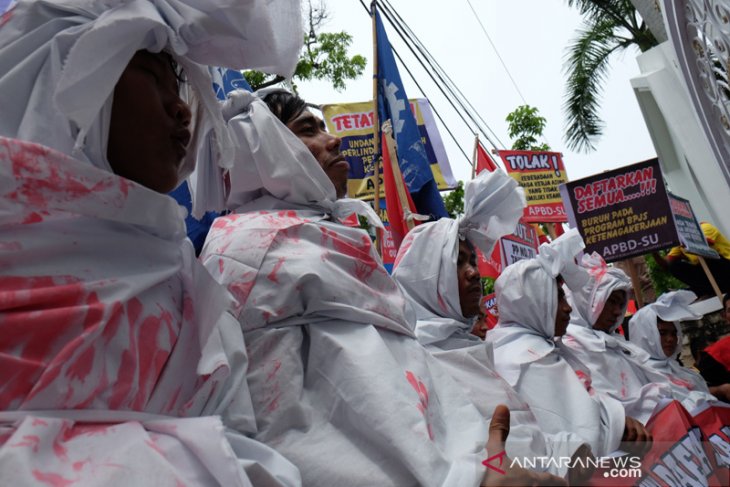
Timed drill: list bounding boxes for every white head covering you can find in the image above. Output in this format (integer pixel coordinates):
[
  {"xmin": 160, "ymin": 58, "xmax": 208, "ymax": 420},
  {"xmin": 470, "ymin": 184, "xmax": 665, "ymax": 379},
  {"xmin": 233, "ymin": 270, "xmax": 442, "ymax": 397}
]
[
  {"xmin": 559, "ymin": 253, "xmax": 672, "ymax": 424},
  {"xmin": 204, "ymin": 89, "xmax": 383, "ymax": 226},
  {"xmin": 0, "ymin": 0, "xmax": 302, "ymax": 179},
  {"xmin": 563, "ymin": 252, "xmax": 632, "ymax": 332},
  {"xmin": 392, "ymin": 170, "xmax": 524, "ymax": 348},
  {"xmin": 497, "ymin": 228, "xmax": 585, "ymax": 339},
  {"xmin": 627, "ymin": 290, "xmax": 717, "ymax": 407},
  {"xmin": 628, "ymin": 290, "xmax": 701, "ymax": 360},
  {"xmin": 486, "ymin": 229, "xmax": 585, "ymax": 386}
]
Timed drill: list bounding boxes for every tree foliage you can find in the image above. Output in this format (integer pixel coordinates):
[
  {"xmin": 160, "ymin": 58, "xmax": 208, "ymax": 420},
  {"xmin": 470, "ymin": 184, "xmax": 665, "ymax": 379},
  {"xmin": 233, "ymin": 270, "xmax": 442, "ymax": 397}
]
[
  {"xmin": 645, "ymin": 252, "xmax": 687, "ymax": 296},
  {"xmin": 442, "ymin": 180, "xmax": 464, "ymax": 219},
  {"xmin": 505, "ymin": 105, "xmax": 550, "ymax": 151},
  {"xmin": 244, "ymin": 1, "xmax": 366, "ymax": 91},
  {"xmin": 563, "ymin": 0, "xmax": 658, "ymax": 152}
]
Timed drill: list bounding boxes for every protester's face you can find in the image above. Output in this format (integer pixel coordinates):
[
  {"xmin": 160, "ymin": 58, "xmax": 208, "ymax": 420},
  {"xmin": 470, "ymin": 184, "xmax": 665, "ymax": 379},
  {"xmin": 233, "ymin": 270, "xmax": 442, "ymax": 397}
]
[
  {"xmin": 286, "ymin": 110, "xmax": 348, "ymax": 198},
  {"xmin": 593, "ymin": 290, "xmax": 627, "ymax": 333},
  {"xmin": 657, "ymin": 320, "xmax": 679, "ymax": 358},
  {"xmin": 471, "ymin": 312, "xmax": 488, "ymax": 340},
  {"xmin": 457, "ymin": 240, "xmax": 482, "ymax": 318},
  {"xmin": 107, "ymin": 51, "xmax": 192, "ymax": 193},
  {"xmin": 554, "ymin": 281, "xmax": 572, "ymax": 337}
]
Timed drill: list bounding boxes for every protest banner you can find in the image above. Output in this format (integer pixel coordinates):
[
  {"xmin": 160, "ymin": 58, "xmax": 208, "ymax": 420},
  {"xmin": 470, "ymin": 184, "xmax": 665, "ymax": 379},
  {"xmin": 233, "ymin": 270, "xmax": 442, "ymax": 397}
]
[
  {"xmin": 589, "ymin": 401, "xmax": 725, "ymax": 486},
  {"xmin": 667, "ymin": 193, "xmax": 724, "ymax": 298},
  {"xmin": 693, "ymin": 404, "xmax": 730, "ymax": 486},
  {"xmin": 667, "ymin": 194, "xmax": 720, "ymax": 259},
  {"xmin": 499, "ymin": 220, "xmax": 539, "ymax": 269},
  {"xmin": 476, "ymin": 219, "xmax": 539, "ymax": 279},
  {"xmin": 497, "ymin": 150, "xmax": 569, "ymax": 223},
  {"xmin": 560, "ymin": 158, "xmax": 678, "ymax": 263},
  {"xmin": 481, "ymin": 293, "xmax": 498, "ymax": 330},
  {"xmin": 321, "ymin": 99, "xmax": 456, "ymax": 200},
  {"xmin": 373, "ymin": 209, "xmax": 397, "ymax": 273}
]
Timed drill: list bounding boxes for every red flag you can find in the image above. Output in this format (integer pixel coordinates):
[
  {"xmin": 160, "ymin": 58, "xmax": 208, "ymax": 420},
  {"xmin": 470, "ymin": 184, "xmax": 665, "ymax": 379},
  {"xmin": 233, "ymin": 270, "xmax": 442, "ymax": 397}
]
[
  {"xmin": 382, "ymin": 136, "xmax": 418, "ymax": 250},
  {"xmin": 476, "ymin": 142, "xmax": 498, "ymax": 174}
]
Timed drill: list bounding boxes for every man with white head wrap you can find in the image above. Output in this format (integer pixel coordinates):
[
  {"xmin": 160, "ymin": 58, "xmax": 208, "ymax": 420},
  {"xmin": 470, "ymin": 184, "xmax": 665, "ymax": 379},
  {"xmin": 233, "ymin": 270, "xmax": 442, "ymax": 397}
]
[
  {"xmin": 392, "ymin": 171, "xmax": 592, "ymax": 482},
  {"xmin": 560, "ymin": 253, "xmax": 674, "ymax": 424},
  {"xmin": 486, "ymin": 230, "xmax": 652, "ymax": 458},
  {"xmin": 0, "ymin": 1, "xmax": 303, "ymax": 485},
  {"xmin": 628, "ymin": 291, "xmax": 722, "ymax": 412},
  {"xmin": 199, "ymin": 91, "xmax": 566, "ymax": 487}
]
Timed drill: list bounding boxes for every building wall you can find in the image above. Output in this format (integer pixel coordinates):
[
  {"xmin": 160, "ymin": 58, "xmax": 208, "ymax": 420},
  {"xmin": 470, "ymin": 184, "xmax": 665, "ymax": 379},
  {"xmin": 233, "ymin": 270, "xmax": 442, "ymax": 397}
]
[{"xmin": 631, "ymin": 42, "xmax": 730, "ymax": 236}]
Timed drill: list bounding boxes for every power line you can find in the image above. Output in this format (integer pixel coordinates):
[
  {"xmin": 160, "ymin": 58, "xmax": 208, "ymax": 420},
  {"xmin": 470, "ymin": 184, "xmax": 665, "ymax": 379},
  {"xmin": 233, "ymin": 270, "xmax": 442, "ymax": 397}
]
[
  {"xmin": 463, "ymin": 0, "xmax": 552, "ymax": 149},
  {"xmin": 391, "ymin": 45, "xmax": 472, "ymax": 164},
  {"xmin": 464, "ymin": 0, "xmax": 528, "ymax": 105},
  {"xmin": 379, "ymin": 0, "xmax": 506, "ymax": 149},
  {"xmin": 374, "ymin": 3, "xmax": 483, "ymax": 140},
  {"xmin": 358, "ymin": 0, "xmax": 473, "ymax": 164}
]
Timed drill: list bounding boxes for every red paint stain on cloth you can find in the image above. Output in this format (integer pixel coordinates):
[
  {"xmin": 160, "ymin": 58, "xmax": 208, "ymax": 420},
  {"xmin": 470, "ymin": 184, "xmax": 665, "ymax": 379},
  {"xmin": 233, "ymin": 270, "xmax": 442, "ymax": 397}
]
[{"xmin": 405, "ymin": 371, "xmax": 434, "ymax": 440}]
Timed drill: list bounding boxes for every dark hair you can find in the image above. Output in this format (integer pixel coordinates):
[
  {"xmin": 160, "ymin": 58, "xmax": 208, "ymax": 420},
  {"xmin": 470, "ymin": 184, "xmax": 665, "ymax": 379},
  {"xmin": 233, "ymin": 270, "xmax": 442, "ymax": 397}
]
[
  {"xmin": 723, "ymin": 293, "xmax": 730, "ymax": 309},
  {"xmin": 459, "ymin": 237, "xmax": 476, "ymax": 253},
  {"xmin": 262, "ymin": 91, "xmax": 307, "ymax": 126}
]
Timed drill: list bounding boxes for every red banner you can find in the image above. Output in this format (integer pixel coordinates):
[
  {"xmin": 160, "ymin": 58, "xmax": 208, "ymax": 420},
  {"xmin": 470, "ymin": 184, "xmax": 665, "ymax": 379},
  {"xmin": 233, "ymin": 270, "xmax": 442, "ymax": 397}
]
[
  {"xmin": 589, "ymin": 401, "xmax": 726, "ymax": 486},
  {"xmin": 476, "ymin": 219, "xmax": 539, "ymax": 280},
  {"xmin": 693, "ymin": 404, "xmax": 730, "ymax": 485},
  {"xmin": 481, "ymin": 293, "xmax": 498, "ymax": 330}
]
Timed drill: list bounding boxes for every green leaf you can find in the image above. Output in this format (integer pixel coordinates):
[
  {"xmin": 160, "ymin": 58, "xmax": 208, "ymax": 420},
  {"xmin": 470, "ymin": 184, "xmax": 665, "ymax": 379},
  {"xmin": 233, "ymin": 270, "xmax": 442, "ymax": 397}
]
[{"xmin": 442, "ymin": 181, "xmax": 464, "ymax": 219}]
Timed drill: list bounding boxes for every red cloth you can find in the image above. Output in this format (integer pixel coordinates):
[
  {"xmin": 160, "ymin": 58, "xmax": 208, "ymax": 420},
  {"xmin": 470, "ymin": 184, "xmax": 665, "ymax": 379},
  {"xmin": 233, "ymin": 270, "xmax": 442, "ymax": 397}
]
[
  {"xmin": 382, "ymin": 136, "xmax": 418, "ymax": 250},
  {"xmin": 475, "ymin": 141, "xmax": 498, "ymax": 174},
  {"xmin": 589, "ymin": 401, "xmax": 727, "ymax": 486},
  {"xmin": 705, "ymin": 336, "xmax": 730, "ymax": 371}
]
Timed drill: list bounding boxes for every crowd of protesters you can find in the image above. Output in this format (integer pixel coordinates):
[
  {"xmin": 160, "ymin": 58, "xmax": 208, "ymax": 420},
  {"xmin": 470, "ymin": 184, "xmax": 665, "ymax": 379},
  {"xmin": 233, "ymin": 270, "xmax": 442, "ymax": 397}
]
[{"xmin": 1, "ymin": 1, "xmax": 729, "ymax": 486}]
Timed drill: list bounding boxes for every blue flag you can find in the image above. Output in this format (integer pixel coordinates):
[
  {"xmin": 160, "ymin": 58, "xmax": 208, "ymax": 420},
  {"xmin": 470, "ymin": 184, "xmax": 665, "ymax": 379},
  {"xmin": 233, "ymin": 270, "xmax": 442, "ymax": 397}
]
[
  {"xmin": 375, "ymin": 11, "xmax": 448, "ymax": 219},
  {"xmin": 210, "ymin": 67, "xmax": 252, "ymax": 101}
]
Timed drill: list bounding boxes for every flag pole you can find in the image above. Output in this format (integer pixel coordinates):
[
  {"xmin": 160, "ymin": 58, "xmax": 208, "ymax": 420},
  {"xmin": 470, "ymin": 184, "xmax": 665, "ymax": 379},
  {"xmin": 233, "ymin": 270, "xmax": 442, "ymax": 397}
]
[
  {"xmin": 371, "ymin": 1, "xmax": 381, "ymax": 216},
  {"xmin": 470, "ymin": 133, "xmax": 479, "ymax": 180},
  {"xmin": 383, "ymin": 120, "xmax": 415, "ymax": 231},
  {"xmin": 370, "ymin": 1, "xmax": 384, "ymax": 254}
]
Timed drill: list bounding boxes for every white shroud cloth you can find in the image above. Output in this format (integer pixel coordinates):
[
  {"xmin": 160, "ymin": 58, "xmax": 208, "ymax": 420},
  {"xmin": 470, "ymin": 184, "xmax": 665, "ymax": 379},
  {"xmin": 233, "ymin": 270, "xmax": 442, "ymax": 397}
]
[
  {"xmin": 628, "ymin": 291, "xmax": 719, "ymax": 412},
  {"xmin": 0, "ymin": 0, "xmax": 302, "ymax": 176},
  {"xmin": 200, "ymin": 94, "xmax": 489, "ymax": 487},
  {"xmin": 560, "ymin": 253, "xmax": 672, "ymax": 423},
  {"xmin": 0, "ymin": 1, "xmax": 304, "ymax": 485},
  {"xmin": 0, "ymin": 138, "xmax": 299, "ymax": 486},
  {"xmin": 392, "ymin": 171, "xmax": 585, "ymax": 477},
  {"xmin": 486, "ymin": 230, "xmax": 626, "ymax": 457}
]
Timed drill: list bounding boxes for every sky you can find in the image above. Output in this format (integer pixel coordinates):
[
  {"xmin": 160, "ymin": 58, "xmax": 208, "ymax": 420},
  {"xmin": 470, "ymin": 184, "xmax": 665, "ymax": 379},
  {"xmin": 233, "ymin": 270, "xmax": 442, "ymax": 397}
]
[{"xmin": 296, "ymin": 0, "xmax": 658, "ymax": 185}]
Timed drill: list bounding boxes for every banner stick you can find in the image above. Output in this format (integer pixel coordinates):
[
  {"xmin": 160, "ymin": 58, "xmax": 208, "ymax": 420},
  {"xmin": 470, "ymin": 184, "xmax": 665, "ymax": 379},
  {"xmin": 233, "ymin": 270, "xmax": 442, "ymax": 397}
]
[
  {"xmin": 624, "ymin": 259, "xmax": 645, "ymax": 309},
  {"xmin": 370, "ymin": 2, "xmax": 382, "ymax": 254},
  {"xmin": 697, "ymin": 256, "xmax": 724, "ymax": 300},
  {"xmin": 383, "ymin": 120, "xmax": 415, "ymax": 232}
]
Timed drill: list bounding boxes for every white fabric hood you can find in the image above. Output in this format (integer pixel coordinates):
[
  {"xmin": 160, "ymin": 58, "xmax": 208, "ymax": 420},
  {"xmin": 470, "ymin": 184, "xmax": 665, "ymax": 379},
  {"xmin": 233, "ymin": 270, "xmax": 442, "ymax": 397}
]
[
  {"xmin": 627, "ymin": 290, "xmax": 717, "ymax": 411},
  {"xmin": 495, "ymin": 228, "xmax": 585, "ymax": 340},
  {"xmin": 629, "ymin": 290, "xmax": 701, "ymax": 360},
  {"xmin": 392, "ymin": 170, "xmax": 524, "ymax": 348},
  {"xmin": 562, "ymin": 252, "xmax": 632, "ymax": 332},
  {"xmin": 0, "ymin": 0, "xmax": 302, "ymax": 178},
  {"xmin": 560, "ymin": 251, "xmax": 672, "ymax": 424},
  {"xmin": 193, "ymin": 89, "xmax": 383, "ymax": 224},
  {"xmin": 199, "ymin": 95, "xmax": 491, "ymax": 485}
]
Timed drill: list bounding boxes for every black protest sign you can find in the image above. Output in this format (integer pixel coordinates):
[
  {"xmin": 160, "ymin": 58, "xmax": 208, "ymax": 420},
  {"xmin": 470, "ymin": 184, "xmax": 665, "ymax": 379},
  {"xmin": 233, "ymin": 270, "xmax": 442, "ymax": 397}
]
[{"xmin": 559, "ymin": 158, "xmax": 678, "ymax": 263}]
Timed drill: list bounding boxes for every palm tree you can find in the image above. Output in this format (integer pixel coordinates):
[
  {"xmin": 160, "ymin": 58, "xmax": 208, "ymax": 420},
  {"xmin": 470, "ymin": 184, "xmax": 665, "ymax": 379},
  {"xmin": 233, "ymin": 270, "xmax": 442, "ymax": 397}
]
[{"xmin": 563, "ymin": 0, "xmax": 658, "ymax": 152}]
